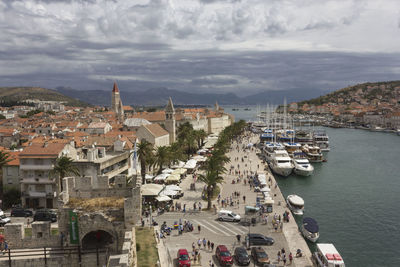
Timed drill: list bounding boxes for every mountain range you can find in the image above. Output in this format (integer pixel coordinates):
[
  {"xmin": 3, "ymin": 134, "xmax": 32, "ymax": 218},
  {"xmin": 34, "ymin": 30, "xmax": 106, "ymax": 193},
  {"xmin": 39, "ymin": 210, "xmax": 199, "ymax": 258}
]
[{"xmin": 56, "ymin": 86, "xmax": 329, "ymax": 106}]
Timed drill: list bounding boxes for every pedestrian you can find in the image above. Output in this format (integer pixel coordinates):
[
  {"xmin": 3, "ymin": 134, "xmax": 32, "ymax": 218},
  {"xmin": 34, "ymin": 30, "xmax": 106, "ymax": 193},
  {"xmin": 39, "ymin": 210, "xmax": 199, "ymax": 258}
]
[
  {"xmin": 283, "ymin": 254, "xmax": 287, "ymax": 265},
  {"xmin": 209, "ymin": 260, "xmax": 213, "ymax": 267},
  {"xmin": 207, "ymin": 240, "xmax": 211, "ymax": 250},
  {"xmin": 236, "ymin": 234, "xmax": 241, "ymax": 244},
  {"xmin": 274, "ymin": 223, "xmax": 278, "ymax": 232},
  {"xmin": 198, "ymin": 251, "xmax": 201, "ymax": 263},
  {"xmin": 277, "ymin": 251, "xmax": 281, "ymax": 263},
  {"xmin": 192, "ymin": 242, "xmax": 196, "ymax": 251},
  {"xmin": 289, "ymin": 252, "xmax": 293, "ymax": 264},
  {"xmin": 203, "ymin": 238, "xmax": 207, "ymax": 249},
  {"xmin": 243, "ymin": 195, "xmax": 246, "ymax": 203},
  {"xmin": 4, "ymin": 241, "xmax": 8, "ymax": 253},
  {"xmin": 280, "ymin": 222, "xmax": 283, "ymax": 232},
  {"xmin": 211, "ymin": 242, "xmax": 214, "ymax": 251},
  {"xmin": 198, "ymin": 225, "xmax": 201, "ymax": 233},
  {"xmin": 183, "ymin": 204, "xmax": 186, "ymax": 213},
  {"xmin": 199, "ymin": 202, "xmax": 202, "ymax": 211}
]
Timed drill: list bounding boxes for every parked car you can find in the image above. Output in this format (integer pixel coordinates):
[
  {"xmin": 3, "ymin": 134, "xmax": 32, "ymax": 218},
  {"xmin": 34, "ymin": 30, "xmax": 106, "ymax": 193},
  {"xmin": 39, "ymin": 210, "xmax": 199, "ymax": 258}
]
[
  {"xmin": 218, "ymin": 210, "xmax": 241, "ymax": 222},
  {"xmin": 177, "ymin": 249, "xmax": 191, "ymax": 267},
  {"xmin": 246, "ymin": 233, "xmax": 274, "ymax": 246},
  {"xmin": 216, "ymin": 245, "xmax": 233, "ymax": 266},
  {"xmin": 251, "ymin": 247, "xmax": 270, "ymax": 266},
  {"xmin": 234, "ymin": 246, "xmax": 250, "ymax": 266},
  {"xmin": 11, "ymin": 207, "xmax": 33, "ymax": 217},
  {"xmin": 0, "ymin": 215, "xmax": 11, "ymax": 226},
  {"xmin": 34, "ymin": 209, "xmax": 57, "ymax": 222}
]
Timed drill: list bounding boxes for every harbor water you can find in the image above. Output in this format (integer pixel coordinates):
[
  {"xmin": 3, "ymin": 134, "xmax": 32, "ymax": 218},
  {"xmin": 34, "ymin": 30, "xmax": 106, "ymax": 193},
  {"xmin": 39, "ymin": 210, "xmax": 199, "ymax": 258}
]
[{"xmin": 227, "ymin": 106, "xmax": 400, "ymax": 267}]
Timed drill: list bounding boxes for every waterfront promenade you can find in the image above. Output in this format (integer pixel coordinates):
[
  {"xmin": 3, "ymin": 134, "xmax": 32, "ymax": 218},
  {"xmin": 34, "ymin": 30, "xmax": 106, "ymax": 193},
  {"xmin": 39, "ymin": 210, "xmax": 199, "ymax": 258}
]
[{"xmin": 155, "ymin": 130, "xmax": 313, "ymax": 266}]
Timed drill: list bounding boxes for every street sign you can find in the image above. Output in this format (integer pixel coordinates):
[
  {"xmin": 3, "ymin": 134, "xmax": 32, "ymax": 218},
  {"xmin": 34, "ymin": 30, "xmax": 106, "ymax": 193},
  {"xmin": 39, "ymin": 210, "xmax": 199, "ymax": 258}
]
[{"xmin": 69, "ymin": 210, "xmax": 79, "ymax": 244}]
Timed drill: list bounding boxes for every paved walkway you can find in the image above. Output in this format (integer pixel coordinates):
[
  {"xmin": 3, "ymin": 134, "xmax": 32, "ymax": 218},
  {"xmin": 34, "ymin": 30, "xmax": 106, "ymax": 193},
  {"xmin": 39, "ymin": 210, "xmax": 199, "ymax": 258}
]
[{"xmin": 156, "ymin": 130, "xmax": 314, "ymax": 267}]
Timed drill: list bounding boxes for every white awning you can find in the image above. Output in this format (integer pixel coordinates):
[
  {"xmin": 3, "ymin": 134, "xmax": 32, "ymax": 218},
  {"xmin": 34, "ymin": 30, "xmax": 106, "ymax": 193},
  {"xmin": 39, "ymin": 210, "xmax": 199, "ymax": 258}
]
[
  {"xmin": 184, "ymin": 159, "xmax": 197, "ymax": 169},
  {"xmin": 162, "ymin": 168, "xmax": 174, "ymax": 174},
  {"xmin": 171, "ymin": 160, "xmax": 185, "ymax": 169},
  {"xmin": 260, "ymin": 187, "xmax": 271, "ymax": 192},
  {"xmin": 160, "ymin": 189, "xmax": 179, "ymax": 196},
  {"xmin": 165, "ymin": 185, "xmax": 182, "ymax": 191},
  {"xmin": 156, "ymin": 195, "xmax": 171, "ymax": 202},
  {"xmin": 165, "ymin": 174, "xmax": 180, "ymax": 183},
  {"xmin": 141, "ymin": 184, "xmax": 164, "ymax": 196},
  {"xmin": 172, "ymin": 168, "xmax": 187, "ymax": 175},
  {"xmin": 192, "ymin": 155, "xmax": 207, "ymax": 162},
  {"xmin": 154, "ymin": 173, "xmax": 170, "ymax": 181}
]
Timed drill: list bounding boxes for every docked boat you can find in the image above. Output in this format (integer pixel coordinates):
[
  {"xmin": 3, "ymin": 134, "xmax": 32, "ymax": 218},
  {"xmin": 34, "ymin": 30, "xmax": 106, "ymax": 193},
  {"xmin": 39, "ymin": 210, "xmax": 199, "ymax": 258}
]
[
  {"xmin": 269, "ymin": 150, "xmax": 293, "ymax": 177},
  {"xmin": 313, "ymin": 243, "xmax": 345, "ymax": 267},
  {"xmin": 293, "ymin": 155, "xmax": 314, "ymax": 176},
  {"xmin": 301, "ymin": 145, "xmax": 324, "ymax": 163},
  {"xmin": 301, "ymin": 217, "xmax": 319, "ymax": 242},
  {"xmin": 263, "ymin": 142, "xmax": 285, "ymax": 162},
  {"xmin": 283, "ymin": 142, "xmax": 302, "ymax": 156},
  {"xmin": 295, "ymin": 130, "xmax": 313, "ymax": 145},
  {"xmin": 286, "ymin": 194, "xmax": 304, "ymax": 215},
  {"xmin": 313, "ymin": 130, "xmax": 330, "ymax": 152}
]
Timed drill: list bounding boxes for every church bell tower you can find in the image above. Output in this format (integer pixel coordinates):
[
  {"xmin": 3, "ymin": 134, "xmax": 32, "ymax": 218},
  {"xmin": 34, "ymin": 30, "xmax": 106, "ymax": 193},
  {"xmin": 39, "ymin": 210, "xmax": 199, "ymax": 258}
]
[{"xmin": 165, "ymin": 97, "xmax": 176, "ymax": 143}]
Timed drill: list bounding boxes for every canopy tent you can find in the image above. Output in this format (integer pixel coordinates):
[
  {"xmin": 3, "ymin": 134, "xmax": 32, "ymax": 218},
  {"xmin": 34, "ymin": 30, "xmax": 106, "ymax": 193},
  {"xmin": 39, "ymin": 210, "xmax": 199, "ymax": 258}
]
[
  {"xmin": 171, "ymin": 160, "xmax": 185, "ymax": 169},
  {"xmin": 156, "ymin": 195, "xmax": 172, "ymax": 202},
  {"xmin": 191, "ymin": 155, "xmax": 207, "ymax": 162},
  {"xmin": 154, "ymin": 173, "xmax": 170, "ymax": 182},
  {"xmin": 165, "ymin": 185, "xmax": 182, "ymax": 191},
  {"xmin": 141, "ymin": 184, "xmax": 164, "ymax": 196},
  {"xmin": 258, "ymin": 175, "xmax": 267, "ymax": 186},
  {"xmin": 162, "ymin": 168, "xmax": 174, "ymax": 174},
  {"xmin": 165, "ymin": 174, "xmax": 180, "ymax": 183},
  {"xmin": 184, "ymin": 159, "xmax": 197, "ymax": 169},
  {"xmin": 172, "ymin": 168, "xmax": 187, "ymax": 175},
  {"xmin": 260, "ymin": 187, "xmax": 271, "ymax": 192},
  {"xmin": 159, "ymin": 189, "xmax": 179, "ymax": 197}
]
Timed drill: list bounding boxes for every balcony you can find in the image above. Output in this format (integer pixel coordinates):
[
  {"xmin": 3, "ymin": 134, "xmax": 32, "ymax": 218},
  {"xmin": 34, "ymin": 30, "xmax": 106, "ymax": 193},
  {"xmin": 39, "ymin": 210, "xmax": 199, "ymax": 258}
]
[
  {"xmin": 20, "ymin": 164, "xmax": 54, "ymax": 171},
  {"xmin": 20, "ymin": 178, "xmax": 55, "ymax": 185}
]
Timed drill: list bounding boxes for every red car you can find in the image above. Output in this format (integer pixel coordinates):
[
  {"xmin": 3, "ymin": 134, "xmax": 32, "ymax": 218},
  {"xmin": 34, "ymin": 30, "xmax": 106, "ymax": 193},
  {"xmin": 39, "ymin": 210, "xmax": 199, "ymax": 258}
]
[
  {"xmin": 177, "ymin": 249, "xmax": 191, "ymax": 267},
  {"xmin": 216, "ymin": 245, "xmax": 233, "ymax": 266}
]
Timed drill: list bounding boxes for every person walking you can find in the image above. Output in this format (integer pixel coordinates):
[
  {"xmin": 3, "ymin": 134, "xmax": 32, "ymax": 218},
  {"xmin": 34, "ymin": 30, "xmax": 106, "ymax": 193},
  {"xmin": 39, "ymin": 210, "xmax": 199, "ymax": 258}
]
[
  {"xmin": 211, "ymin": 242, "xmax": 214, "ymax": 251},
  {"xmin": 198, "ymin": 225, "xmax": 201, "ymax": 233},
  {"xmin": 207, "ymin": 240, "xmax": 211, "ymax": 250},
  {"xmin": 197, "ymin": 239, "xmax": 202, "ymax": 249},
  {"xmin": 277, "ymin": 251, "xmax": 281, "ymax": 264},
  {"xmin": 192, "ymin": 242, "xmax": 196, "ymax": 251},
  {"xmin": 236, "ymin": 234, "xmax": 241, "ymax": 244},
  {"xmin": 289, "ymin": 252, "xmax": 293, "ymax": 264},
  {"xmin": 203, "ymin": 238, "xmax": 207, "ymax": 249}
]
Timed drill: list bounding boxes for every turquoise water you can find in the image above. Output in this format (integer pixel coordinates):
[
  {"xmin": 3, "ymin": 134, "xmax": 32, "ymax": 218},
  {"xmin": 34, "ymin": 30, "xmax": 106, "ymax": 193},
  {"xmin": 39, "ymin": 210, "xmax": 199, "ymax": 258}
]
[{"xmin": 228, "ymin": 106, "xmax": 400, "ymax": 267}]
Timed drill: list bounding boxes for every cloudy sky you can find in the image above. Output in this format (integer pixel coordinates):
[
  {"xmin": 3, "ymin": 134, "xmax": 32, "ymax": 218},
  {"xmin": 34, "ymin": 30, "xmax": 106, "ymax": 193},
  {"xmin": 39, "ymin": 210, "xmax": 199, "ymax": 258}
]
[{"xmin": 1, "ymin": 0, "xmax": 399, "ymax": 98}]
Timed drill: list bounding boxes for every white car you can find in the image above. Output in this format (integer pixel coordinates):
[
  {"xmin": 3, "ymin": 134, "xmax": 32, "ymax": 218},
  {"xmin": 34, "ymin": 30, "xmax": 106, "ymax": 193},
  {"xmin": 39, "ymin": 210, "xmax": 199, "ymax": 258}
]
[
  {"xmin": 0, "ymin": 215, "xmax": 11, "ymax": 226},
  {"xmin": 218, "ymin": 210, "xmax": 241, "ymax": 222}
]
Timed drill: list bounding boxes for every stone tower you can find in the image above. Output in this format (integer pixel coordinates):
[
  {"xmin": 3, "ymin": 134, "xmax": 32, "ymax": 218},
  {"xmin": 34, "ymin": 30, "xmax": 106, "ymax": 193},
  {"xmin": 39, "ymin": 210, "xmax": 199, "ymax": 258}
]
[
  {"xmin": 111, "ymin": 82, "xmax": 124, "ymax": 122},
  {"xmin": 165, "ymin": 97, "xmax": 176, "ymax": 143}
]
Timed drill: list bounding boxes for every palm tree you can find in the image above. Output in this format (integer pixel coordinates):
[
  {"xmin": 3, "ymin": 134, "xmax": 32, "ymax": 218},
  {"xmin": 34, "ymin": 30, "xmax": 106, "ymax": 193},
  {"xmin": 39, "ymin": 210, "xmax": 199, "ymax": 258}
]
[
  {"xmin": 137, "ymin": 140, "xmax": 154, "ymax": 183},
  {"xmin": 154, "ymin": 146, "xmax": 171, "ymax": 174},
  {"xmin": 194, "ymin": 129, "xmax": 207, "ymax": 148},
  {"xmin": 51, "ymin": 156, "xmax": 80, "ymax": 196},
  {"xmin": 198, "ymin": 169, "xmax": 224, "ymax": 210},
  {"xmin": 168, "ymin": 142, "xmax": 185, "ymax": 167}
]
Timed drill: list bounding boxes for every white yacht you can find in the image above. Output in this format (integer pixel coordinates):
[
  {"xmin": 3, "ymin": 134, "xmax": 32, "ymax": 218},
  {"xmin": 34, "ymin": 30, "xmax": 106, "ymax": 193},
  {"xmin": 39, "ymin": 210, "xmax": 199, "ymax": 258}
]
[
  {"xmin": 286, "ymin": 194, "xmax": 304, "ymax": 215},
  {"xmin": 263, "ymin": 142, "xmax": 285, "ymax": 163},
  {"xmin": 293, "ymin": 156, "xmax": 314, "ymax": 176},
  {"xmin": 313, "ymin": 243, "xmax": 345, "ymax": 267},
  {"xmin": 269, "ymin": 150, "xmax": 293, "ymax": 177},
  {"xmin": 283, "ymin": 142, "xmax": 302, "ymax": 156},
  {"xmin": 301, "ymin": 217, "xmax": 319, "ymax": 242},
  {"xmin": 301, "ymin": 145, "xmax": 324, "ymax": 163},
  {"xmin": 313, "ymin": 130, "xmax": 330, "ymax": 152}
]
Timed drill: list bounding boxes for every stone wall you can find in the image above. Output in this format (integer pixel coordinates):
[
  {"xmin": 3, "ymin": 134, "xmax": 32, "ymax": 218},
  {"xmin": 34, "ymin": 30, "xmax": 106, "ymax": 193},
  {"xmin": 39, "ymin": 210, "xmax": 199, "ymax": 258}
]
[
  {"xmin": 108, "ymin": 228, "xmax": 137, "ymax": 267},
  {"xmin": 4, "ymin": 222, "xmax": 59, "ymax": 249}
]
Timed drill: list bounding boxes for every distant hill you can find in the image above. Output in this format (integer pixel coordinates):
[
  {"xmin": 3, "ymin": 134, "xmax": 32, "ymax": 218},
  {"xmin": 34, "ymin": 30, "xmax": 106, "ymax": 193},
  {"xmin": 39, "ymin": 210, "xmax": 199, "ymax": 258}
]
[
  {"xmin": 298, "ymin": 81, "xmax": 400, "ymax": 106},
  {"xmin": 56, "ymin": 87, "xmax": 242, "ymax": 106},
  {"xmin": 0, "ymin": 87, "xmax": 90, "ymax": 107},
  {"xmin": 56, "ymin": 86, "xmax": 325, "ymax": 106}
]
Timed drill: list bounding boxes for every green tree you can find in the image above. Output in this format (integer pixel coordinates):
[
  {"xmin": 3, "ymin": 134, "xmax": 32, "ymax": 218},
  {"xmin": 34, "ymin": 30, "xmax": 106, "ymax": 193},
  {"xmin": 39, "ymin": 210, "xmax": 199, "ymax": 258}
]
[
  {"xmin": 168, "ymin": 142, "xmax": 185, "ymax": 167},
  {"xmin": 194, "ymin": 129, "xmax": 207, "ymax": 148},
  {"xmin": 50, "ymin": 156, "xmax": 80, "ymax": 196},
  {"xmin": 3, "ymin": 187, "xmax": 21, "ymax": 209},
  {"xmin": 154, "ymin": 146, "xmax": 171, "ymax": 174},
  {"xmin": 198, "ymin": 168, "xmax": 224, "ymax": 210},
  {"xmin": 137, "ymin": 140, "xmax": 154, "ymax": 183}
]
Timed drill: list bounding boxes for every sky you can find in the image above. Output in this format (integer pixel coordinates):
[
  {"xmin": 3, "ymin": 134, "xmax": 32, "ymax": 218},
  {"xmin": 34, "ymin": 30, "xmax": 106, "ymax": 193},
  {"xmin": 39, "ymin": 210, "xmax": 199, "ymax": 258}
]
[{"xmin": 0, "ymin": 0, "xmax": 400, "ymax": 98}]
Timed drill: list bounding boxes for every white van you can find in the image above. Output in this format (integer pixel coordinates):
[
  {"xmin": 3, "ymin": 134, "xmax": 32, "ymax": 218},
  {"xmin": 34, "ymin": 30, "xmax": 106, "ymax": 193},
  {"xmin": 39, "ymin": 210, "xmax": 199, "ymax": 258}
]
[{"xmin": 218, "ymin": 210, "xmax": 241, "ymax": 222}]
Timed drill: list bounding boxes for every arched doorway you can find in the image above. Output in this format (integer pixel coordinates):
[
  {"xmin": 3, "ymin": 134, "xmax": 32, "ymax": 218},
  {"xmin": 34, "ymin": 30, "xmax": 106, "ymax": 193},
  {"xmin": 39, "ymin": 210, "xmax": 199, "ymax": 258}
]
[{"xmin": 82, "ymin": 230, "xmax": 114, "ymax": 250}]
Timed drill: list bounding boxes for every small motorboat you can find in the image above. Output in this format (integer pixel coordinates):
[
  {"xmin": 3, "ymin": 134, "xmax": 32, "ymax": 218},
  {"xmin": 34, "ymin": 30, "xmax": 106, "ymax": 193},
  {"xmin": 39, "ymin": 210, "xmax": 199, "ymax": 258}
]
[
  {"xmin": 313, "ymin": 243, "xmax": 345, "ymax": 267},
  {"xmin": 301, "ymin": 217, "xmax": 319, "ymax": 242},
  {"xmin": 286, "ymin": 194, "xmax": 304, "ymax": 215}
]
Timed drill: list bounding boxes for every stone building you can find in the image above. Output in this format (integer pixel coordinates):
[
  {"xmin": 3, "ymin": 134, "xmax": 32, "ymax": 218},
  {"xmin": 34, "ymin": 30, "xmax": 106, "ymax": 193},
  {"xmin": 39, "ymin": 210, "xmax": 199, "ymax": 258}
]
[
  {"xmin": 164, "ymin": 97, "xmax": 176, "ymax": 143},
  {"xmin": 2, "ymin": 151, "xmax": 21, "ymax": 190},
  {"xmin": 136, "ymin": 123, "xmax": 170, "ymax": 148}
]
